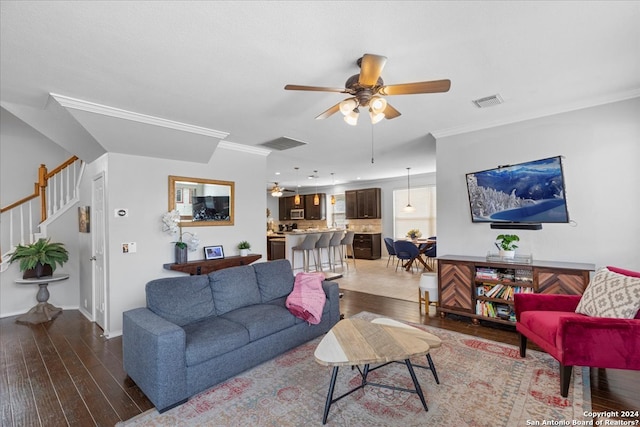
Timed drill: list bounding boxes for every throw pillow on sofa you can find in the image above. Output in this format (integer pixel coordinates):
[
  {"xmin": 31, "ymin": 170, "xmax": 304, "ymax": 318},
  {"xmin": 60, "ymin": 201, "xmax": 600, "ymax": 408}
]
[{"xmin": 575, "ymin": 266, "xmax": 640, "ymax": 319}]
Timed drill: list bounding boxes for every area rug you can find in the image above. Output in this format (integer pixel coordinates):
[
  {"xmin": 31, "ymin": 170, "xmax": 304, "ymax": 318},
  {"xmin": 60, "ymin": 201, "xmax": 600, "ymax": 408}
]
[{"xmin": 119, "ymin": 311, "xmax": 591, "ymax": 426}]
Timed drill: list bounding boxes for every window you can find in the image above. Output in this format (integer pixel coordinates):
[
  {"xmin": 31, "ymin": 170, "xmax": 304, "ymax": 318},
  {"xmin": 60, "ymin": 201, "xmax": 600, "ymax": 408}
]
[
  {"xmin": 393, "ymin": 186, "xmax": 436, "ymax": 238},
  {"xmin": 327, "ymin": 194, "xmax": 346, "ymax": 228}
]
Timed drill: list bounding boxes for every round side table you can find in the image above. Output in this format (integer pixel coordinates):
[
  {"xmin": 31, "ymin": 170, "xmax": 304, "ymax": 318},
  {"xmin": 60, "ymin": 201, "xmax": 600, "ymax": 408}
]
[{"xmin": 15, "ymin": 274, "xmax": 69, "ymax": 325}]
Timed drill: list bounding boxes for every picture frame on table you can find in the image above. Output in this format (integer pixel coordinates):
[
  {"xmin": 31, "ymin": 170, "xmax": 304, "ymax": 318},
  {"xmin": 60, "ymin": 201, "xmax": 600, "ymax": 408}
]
[{"xmin": 204, "ymin": 245, "xmax": 224, "ymax": 260}]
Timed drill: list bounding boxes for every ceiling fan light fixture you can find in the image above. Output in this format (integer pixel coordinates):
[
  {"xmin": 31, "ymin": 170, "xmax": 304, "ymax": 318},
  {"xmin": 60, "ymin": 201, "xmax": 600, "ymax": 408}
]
[
  {"xmin": 339, "ymin": 98, "xmax": 358, "ymax": 116},
  {"xmin": 344, "ymin": 109, "xmax": 359, "ymax": 126},
  {"xmin": 369, "ymin": 96, "xmax": 387, "ymax": 115},
  {"xmin": 369, "ymin": 110, "xmax": 385, "ymax": 124},
  {"xmin": 271, "ymin": 189, "xmax": 283, "ymax": 197}
]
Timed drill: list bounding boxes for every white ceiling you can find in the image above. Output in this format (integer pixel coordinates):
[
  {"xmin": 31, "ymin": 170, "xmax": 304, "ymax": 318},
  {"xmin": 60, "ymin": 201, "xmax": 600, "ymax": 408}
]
[{"xmin": 1, "ymin": 1, "xmax": 639, "ymax": 191}]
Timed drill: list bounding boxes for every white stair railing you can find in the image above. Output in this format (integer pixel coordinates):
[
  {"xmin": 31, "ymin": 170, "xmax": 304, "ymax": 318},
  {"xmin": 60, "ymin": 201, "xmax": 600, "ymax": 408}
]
[{"xmin": 1, "ymin": 156, "xmax": 83, "ymax": 272}]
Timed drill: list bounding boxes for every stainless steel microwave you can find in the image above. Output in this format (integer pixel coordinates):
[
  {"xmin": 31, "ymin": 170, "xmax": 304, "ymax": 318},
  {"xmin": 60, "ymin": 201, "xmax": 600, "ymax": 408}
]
[{"xmin": 290, "ymin": 209, "xmax": 305, "ymax": 219}]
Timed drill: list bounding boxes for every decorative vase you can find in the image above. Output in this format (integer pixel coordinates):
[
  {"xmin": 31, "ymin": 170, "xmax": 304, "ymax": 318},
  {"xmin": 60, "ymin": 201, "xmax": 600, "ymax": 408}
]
[
  {"xmin": 499, "ymin": 250, "xmax": 515, "ymax": 259},
  {"xmin": 240, "ymin": 249, "xmax": 249, "ymax": 257},
  {"xmin": 175, "ymin": 245, "xmax": 188, "ymax": 264}
]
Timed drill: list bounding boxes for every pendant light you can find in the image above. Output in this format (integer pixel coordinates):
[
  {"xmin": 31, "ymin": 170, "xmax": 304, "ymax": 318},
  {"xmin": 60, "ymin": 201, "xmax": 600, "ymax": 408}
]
[
  {"xmin": 294, "ymin": 167, "xmax": 301, "ymax": 205},
  {"xmin": 404, "ymin": 167, "xmax": 416, "ymax": 212},
  {"xmin": 330, "ymin": 173, "xmax": 336, "ymax": 205},
  {"xmin": 313, "ymin": 170, "xmax": 320, "ymax": 206}
]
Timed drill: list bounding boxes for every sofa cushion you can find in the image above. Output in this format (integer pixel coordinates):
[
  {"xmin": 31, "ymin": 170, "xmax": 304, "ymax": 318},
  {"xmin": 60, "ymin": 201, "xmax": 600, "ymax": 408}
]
[
  {"xmin": 253, "ymin": 259, "xmax": 295, "ymax": 302},
  {"xmin": 146, "ymin": 275, "xmax": 214, "ymax": 326},
  {"xmin": 220, "ymin": 304, "xmax": 296, "ymax": 341},
  {"xmin": 182, "ymin": 316, "xmax": 250, "ymax": 366},
  {"xmin": 209, "ymin": 265, "xmax": 262, "ymax": 315},
  {"xmin": 575, "ymin": 267, "xmax": 640, "ymax": 319}
]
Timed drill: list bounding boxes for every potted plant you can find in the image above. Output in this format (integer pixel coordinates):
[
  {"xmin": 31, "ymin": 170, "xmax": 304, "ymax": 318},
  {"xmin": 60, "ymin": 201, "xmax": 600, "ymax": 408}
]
[
  {"xmin": 495, "ymin": 234, "xmax": 519, "ymax": 258},
  {"xmin": 238, "ymin": 241, "xmax": 251, "ymax": 257},
  {"xmin": 8, "ymin": 238, "xmax": 69, "ymax": 278}
]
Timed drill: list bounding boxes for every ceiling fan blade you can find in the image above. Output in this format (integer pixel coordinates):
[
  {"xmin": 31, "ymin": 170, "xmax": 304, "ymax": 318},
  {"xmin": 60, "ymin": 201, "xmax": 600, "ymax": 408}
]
[
  {"xmin": 315, "ymin": 102, "xmax": 341, "ymax": 120},
  {"xmin": 358, "ymin": 54, "xmax": 387, "ymax": 87},
  {"xmin": 379, "ymin": 79, "xmax": 451, "ymax": 96},
  {"xmin": 284, "ymin": 84, "xmax": 347, "ymax": 93},
  {"xmin": 383, "ymin": 103, "xmax": 402, "ymax": 120}
]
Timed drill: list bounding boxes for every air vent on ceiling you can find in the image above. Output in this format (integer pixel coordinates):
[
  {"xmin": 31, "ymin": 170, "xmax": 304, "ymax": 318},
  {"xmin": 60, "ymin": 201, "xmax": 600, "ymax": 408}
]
[
  {"xmin": 258, "ymin": 136, "xmax": 307, "ymax": 151},
  {"xmin": 472, "ymin": 94, "xmax": 503, "ymax": 108}
]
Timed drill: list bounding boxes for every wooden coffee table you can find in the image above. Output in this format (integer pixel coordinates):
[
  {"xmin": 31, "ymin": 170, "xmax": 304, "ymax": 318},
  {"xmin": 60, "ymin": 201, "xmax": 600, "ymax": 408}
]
[{"xmin": 314, "ymin": 318, "xmax": 431, "ymax": 424}]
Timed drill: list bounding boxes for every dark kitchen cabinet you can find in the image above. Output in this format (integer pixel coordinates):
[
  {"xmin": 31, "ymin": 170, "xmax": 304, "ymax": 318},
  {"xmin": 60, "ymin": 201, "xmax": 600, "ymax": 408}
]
[
  {"xmin": 304, "ymin": 193, "xmax": 326, "ymax": 220},
  {"xmin": 267, "ymin": 237, "xmax": 286, "ymax": 260},
  {"xmin": 353, "ymin": 233, "xmax": 381, "ymax": 259},
  {"xmin": 345, "ymin": 188, "xmax": 381, "ymax": 219},
  {"xmin": 278, "ymin": 195, "xmax": 304, "ymax": 221}
]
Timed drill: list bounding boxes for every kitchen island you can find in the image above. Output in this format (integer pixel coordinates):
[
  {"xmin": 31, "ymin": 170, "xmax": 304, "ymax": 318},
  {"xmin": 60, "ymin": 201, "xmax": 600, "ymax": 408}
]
[{"xmin": 270, "ymin": 230, "xmax": 344, "ymax": 272}]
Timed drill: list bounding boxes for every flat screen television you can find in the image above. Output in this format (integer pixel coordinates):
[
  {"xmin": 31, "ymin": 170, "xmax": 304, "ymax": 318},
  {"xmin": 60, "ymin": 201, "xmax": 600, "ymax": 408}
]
[{"xmin": 465, "ymin": 156, "xmax": 570, "ymax": 224}]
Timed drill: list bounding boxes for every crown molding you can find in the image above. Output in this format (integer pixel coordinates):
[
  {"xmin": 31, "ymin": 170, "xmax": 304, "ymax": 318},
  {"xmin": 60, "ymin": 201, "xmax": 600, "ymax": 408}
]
[
  {"xmin": 49, "ymin": 93, "xmax": 229, "ymax": 139},
  {"xmin": 431, "ymin": 90, "xmax": 640, "ymax": 139},
  {"xmin": 218, "ymin": 140, "xmax": 271, "ymax": 156}
]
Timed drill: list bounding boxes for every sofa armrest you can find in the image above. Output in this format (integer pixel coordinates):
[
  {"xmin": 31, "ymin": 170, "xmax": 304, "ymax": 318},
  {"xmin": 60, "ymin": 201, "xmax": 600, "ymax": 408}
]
[
  {"xmin": 122, "ymin": 307, "xmax": 187, "ymax": 411},
  {"xmin": 514, "ymin": 293, "xmax": 581, "ymax": 321},
  {"xmin": 558, "ymin": 315, "xmax": 640, "ymax": 370},
  {"xmin": 322, "ymin": 280, "xmax": 341, "ymax": 324}
]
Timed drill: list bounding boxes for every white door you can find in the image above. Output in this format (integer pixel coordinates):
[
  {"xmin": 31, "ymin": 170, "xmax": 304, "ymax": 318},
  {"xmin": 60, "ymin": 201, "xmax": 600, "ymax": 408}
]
[{"xmin": 92, "ymin": 173, "xmax": 107, "ymax": 331}]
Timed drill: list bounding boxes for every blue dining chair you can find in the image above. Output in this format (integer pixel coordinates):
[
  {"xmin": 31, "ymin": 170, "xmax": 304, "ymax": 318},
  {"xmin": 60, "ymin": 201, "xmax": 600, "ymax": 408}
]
[
  {"xmin": 393, "ymin": 240, "xmax": 421, "ymax": 273},
  {"xmin": 383, "ymin": 237, "xmax": 398, "ymax": 268},
  {"xmin": 419, "ymin": 236, "xmax": 437, "ymax": 271}
]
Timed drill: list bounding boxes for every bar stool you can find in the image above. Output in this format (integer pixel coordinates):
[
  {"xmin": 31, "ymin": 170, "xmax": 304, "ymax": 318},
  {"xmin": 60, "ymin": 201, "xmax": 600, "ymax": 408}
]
[
  {"xmin": 328, "ymin": 230, "xmax": 344, "ymax": 271},
  {"xmin": 340, "ymin": 231, "xmax": 356, "ymax": 270},
  {"xmin": 315, "ymin": 232, "xmax": 332, "ymax": 272},
  {"xmin": 419, "ymin": 272, "xmax": 439, "ymax": 315},
  {"xmin": 291, "ymin": 233, "xmax": 320, "ymax": 272}
]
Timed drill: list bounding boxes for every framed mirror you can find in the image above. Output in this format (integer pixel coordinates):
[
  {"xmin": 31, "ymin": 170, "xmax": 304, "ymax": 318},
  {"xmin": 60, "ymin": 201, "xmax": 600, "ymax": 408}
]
[{"xmin": 169, "ymin": 175, "xmax": 234, "ymax": 226}]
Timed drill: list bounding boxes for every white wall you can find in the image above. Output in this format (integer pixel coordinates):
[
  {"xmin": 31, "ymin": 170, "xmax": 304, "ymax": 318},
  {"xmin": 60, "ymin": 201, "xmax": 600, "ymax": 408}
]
[
  {"xmin": 79, "ymin": 147, "xmax": 267, "ymax": 336},
  {"xmin": 436, "ymin": 97, "xmax": 640, "ymax": 271}
]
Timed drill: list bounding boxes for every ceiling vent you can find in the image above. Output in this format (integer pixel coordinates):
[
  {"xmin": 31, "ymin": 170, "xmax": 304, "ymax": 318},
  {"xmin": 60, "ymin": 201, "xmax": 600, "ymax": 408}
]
[
  {"xmin": 258, "ymin": 136, "xmax": 307, "ymax": 151},
  {"xmin": 472, "ymin": 94, "xmax": 503, "ymax": 108}
]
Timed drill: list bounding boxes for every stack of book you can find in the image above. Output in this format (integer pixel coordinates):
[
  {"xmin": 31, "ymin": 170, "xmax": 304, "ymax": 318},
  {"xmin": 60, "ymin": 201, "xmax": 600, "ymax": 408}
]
[{"xmin": 476, "ymin": 268, "xmax": 498, "ymax": 280}]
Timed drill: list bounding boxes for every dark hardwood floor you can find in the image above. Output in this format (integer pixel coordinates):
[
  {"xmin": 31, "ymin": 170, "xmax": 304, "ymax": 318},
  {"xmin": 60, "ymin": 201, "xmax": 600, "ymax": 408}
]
[{"xmin": 1, "ymin": 290, "xmax": 637, "ymax": 426}]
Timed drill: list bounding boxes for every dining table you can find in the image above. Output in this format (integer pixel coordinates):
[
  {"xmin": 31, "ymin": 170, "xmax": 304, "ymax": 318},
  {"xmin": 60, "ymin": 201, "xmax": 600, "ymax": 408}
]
[{"xmin": 404, "ymin": 238, "xmax": 436, "ymax": 272}]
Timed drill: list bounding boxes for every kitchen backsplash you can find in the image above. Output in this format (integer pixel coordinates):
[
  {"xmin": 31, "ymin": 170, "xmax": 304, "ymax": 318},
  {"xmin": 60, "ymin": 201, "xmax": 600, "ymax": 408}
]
[{"xmin": 273, "ymin": 218, "xmax": 381, "ymax": 233}]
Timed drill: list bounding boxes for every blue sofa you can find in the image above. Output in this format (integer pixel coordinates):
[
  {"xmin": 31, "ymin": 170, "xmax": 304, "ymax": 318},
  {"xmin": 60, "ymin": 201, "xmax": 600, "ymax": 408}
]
[{"xmin": 122, "ymin": 259, "xmax": 340, "ymax": 412}]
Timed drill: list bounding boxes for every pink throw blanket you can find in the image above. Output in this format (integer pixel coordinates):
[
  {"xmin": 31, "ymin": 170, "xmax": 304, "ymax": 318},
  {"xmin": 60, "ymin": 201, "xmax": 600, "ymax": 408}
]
[{"xmin": 286, "ymin": 272, "xmax": 326, "ymax": 324}]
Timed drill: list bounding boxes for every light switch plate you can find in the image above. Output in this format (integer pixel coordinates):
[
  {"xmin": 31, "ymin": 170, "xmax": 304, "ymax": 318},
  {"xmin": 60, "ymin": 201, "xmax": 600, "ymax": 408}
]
[{"xmin": 122, "ymin": 242, "xmax": 137, "ymax": 253}]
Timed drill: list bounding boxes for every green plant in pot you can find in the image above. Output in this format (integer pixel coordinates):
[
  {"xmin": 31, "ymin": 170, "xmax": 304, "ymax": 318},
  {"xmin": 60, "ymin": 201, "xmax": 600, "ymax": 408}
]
[
  {"xmin": 8, "ymin": 238, "xmax": 69, "ymax": 278},
  {"xmin": 495, "ymin": 234, "xmax": 519, "ymax": 258},
  {"xmin": 238, "ymin": 241, "xmax": 251, "ymax": 256}
]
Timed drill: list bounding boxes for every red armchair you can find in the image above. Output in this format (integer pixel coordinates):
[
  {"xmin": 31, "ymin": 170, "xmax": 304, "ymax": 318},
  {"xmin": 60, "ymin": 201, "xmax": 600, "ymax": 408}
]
[{"xmin": 515, "ymin": 292, "xmax": 640, "ymax": 397}]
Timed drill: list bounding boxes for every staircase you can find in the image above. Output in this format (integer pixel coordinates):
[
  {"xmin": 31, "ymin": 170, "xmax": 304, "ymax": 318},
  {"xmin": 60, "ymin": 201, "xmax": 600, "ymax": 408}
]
[{"xmin": 0, "ymin": 156, "xmax": 84, "ymax": 272}]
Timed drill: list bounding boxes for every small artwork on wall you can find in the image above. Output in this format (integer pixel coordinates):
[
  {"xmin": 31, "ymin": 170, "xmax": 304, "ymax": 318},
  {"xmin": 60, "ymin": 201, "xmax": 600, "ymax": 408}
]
[{"xmin": 78, "ymin": 206, "xmax": 90, "ymax": 233}]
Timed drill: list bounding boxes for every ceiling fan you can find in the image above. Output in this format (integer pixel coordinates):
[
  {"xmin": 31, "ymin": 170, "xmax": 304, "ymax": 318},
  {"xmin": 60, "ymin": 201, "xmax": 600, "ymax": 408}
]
[
  {"xmin": 284, "ymin": 53, "xmax": 451, "ymax": 125},
  {"xmin": 268, "ymin": 182, "xmax": 294, "ymax": 197}
]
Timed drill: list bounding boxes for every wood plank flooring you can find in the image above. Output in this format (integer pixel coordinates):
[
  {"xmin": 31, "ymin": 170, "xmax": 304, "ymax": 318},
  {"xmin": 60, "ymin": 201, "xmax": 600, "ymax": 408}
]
[{"xmin": 1, "ymin": 290, "xmax": 638, "ymax": 426}]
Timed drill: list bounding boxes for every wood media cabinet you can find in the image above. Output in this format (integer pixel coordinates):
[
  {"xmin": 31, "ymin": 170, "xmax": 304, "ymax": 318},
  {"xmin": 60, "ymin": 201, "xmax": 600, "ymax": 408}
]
[{"xmin": 437, "ymin": 255, "xmax": 595, "ymax": 326}]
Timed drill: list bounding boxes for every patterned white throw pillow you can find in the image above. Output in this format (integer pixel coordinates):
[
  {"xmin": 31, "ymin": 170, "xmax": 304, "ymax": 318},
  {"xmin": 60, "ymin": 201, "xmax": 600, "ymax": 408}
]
[{"xmin": 576, "ymin": 267, "xmax": 640, "ymax": 319}]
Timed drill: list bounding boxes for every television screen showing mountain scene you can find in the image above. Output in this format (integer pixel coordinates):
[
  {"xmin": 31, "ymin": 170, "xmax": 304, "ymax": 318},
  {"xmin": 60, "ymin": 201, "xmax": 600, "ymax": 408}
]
[{"xmin": 466, "ymin": 156, "xmax": 570, "ymax": 223}]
